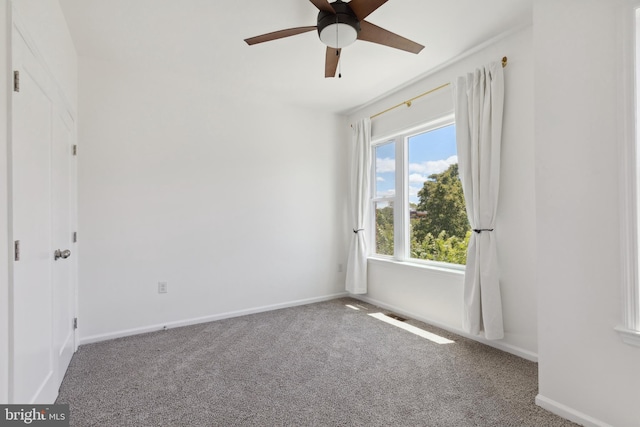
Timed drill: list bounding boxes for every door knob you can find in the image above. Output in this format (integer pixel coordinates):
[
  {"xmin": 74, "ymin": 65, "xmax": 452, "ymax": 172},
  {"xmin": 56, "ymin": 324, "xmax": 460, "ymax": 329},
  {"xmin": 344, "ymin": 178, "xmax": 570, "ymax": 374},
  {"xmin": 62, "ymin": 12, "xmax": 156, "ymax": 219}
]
[{"xmin": 54, "ymin": 249, "xmax": 71, "ymax": 260}]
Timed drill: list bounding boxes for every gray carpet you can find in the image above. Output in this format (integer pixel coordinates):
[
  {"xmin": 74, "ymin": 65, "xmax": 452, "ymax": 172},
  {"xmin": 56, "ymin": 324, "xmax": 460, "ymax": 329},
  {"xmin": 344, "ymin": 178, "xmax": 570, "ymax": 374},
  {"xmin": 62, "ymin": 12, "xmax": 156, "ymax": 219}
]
[{"xmin": 56, "ymin": 298, "xmax": 577, "ymax": 426}]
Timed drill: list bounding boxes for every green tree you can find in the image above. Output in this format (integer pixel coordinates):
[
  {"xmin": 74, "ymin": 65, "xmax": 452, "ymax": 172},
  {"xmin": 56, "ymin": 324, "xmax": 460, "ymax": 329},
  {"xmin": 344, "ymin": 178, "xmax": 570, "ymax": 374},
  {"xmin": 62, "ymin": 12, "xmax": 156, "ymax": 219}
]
[
  {"xmin": 413, "ymin": 163, "xmax": 469, "ymax": 242},
  {"xmin": 375, "ymin": 204, "xmax": 394, "ymax": 256},
  {"xmin": 411, "ymin": 230, "xmax": 471, "ymax": 265}
]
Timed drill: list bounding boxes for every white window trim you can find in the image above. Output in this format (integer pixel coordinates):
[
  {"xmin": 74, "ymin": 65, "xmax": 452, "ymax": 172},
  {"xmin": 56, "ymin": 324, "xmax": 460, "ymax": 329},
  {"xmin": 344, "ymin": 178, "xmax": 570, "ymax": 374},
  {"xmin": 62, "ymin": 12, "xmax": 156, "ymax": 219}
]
[
  {"xmin": 368, "ymin": 257, "xmax": 465, "ymax": 278},
  {"xmin": 617, "ymin": 1, "xmax": 640, "ymax": 347},
  {"xmin": 368, "ymin": 114, "xmax": 464, "ymax": 272}
]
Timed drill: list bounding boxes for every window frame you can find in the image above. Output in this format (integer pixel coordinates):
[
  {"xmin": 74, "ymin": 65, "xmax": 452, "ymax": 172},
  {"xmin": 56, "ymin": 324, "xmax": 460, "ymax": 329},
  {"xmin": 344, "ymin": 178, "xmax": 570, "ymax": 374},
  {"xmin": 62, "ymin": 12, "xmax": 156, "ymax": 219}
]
[
  {"xmin": 616, "ymin": 2, "xmax": 640, "ymax": 347},
  {"xmin": 369, "ymin": 114, "xmax": 465, "ymax": 271}
]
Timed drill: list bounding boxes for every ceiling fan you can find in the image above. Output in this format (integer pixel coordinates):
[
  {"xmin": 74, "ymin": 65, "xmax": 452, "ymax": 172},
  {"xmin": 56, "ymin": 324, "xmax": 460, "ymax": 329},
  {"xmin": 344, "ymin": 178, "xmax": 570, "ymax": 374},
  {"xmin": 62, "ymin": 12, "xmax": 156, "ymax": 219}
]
[{"xmin": 244, "ymin": 0, "xmax": 425, "ymax": 78}]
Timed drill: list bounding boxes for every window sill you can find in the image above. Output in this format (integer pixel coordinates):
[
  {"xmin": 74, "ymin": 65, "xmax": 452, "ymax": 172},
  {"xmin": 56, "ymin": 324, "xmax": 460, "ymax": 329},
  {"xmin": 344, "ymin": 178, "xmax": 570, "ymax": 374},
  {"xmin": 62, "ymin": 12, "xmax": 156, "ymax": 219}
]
[
  {"xmin": 367, "ymin": 256, "xmax": 465, "ymax": 277},
  {"xmin": 615, "ymin": 326, "xmax": 640, "ymax": 347}
]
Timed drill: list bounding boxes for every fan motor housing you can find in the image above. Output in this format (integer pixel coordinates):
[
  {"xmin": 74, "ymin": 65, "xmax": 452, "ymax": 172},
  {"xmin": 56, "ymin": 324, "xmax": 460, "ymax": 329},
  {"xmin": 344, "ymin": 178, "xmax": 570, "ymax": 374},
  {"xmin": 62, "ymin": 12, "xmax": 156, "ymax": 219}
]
[{"xmin": 317, "ymin": 0, "xmax": 361, "ymax": 48}]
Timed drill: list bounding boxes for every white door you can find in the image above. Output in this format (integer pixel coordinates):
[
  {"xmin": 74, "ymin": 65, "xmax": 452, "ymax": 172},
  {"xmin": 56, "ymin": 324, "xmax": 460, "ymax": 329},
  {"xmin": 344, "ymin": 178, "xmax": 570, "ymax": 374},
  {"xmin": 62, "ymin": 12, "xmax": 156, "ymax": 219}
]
[
  {"xmin": 51, "ymin": 105, "xmax": 76, "ymax": 386},
  {"xmin": 11, "ymin": 25, "xmax": 76, "ymax": 404}
]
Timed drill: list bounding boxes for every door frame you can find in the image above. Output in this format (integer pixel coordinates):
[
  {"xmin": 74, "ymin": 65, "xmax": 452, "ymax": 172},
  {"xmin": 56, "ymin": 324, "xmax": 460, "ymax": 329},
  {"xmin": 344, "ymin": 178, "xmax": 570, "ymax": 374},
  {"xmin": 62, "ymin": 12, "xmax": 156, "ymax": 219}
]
[{"xmin": 1, "ymin": 0, "xmax": 12, "ymax": 405}]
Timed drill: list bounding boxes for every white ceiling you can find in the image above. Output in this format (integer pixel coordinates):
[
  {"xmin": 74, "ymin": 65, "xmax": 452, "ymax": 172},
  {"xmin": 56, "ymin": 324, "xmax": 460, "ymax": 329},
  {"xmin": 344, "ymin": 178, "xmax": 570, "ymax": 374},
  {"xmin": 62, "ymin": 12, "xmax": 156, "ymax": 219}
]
[{"xmin": 58, "ymin": 0, "xmax": 532, "ymax": 114}]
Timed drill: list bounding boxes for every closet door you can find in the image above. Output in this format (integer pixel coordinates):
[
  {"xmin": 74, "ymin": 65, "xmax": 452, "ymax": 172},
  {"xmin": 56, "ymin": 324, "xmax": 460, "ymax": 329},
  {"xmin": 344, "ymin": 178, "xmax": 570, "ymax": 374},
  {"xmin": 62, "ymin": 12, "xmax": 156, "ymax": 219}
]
[
  {"xmin": 51, "ymin": 105, "xmax": 75, "ymax": 387},
  {"xmin": 11, "ymin": 25, "xmax": 76, "ymax": 404},
  {"xmin": 11, "ymin": 27, "xmax": 56, "ymax": 404}
]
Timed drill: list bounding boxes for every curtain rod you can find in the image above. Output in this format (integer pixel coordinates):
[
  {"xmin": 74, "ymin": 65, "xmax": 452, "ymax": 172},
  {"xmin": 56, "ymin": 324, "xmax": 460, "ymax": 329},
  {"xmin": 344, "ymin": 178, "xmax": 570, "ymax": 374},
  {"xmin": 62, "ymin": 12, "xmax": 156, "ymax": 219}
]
[{"xmin": 368, "ymin": 56, "xmax": 507, "ymax": 121}]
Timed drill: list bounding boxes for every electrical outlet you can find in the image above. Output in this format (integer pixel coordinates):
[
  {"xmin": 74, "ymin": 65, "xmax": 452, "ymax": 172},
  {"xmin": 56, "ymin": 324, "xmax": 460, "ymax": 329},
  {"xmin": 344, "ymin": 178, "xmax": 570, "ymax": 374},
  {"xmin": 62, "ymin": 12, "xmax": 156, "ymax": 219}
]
[{"xmin": 158, "ymin": 282, "xmax": 168, "ymax": 294}]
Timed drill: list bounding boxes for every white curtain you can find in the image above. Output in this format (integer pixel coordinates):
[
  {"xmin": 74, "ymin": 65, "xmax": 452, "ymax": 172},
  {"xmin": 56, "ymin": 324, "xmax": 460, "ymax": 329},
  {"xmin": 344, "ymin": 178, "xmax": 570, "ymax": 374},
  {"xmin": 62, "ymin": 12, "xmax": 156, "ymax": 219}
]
[
  {"xmin": 345, "ymin": 118, "xmax": 371, "ymax": 294},
  {"xmin": 453, "ymin": 62, "xmax": 505, "ymax": 340}
]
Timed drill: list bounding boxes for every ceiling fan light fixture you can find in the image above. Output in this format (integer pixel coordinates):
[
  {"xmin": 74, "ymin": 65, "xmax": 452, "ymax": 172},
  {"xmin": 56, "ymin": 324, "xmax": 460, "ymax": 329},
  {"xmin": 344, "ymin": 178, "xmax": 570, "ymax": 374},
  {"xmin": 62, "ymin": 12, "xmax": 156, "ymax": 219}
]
[
  {"xmin": 244, "ymin": 0, "xmax": 425, "ymax": 78},
  {"xmin": 316, "ymin": 0, "xmax": 360, "ymax": 49},
  {"xmin": 319, "ymin": 23, "xmax": 358, "ymax": 48}
]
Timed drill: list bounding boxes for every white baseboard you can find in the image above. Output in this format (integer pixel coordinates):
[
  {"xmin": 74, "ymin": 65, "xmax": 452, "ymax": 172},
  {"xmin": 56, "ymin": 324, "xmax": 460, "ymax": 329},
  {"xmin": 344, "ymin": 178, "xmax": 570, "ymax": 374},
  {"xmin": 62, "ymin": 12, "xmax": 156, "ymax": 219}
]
[
  {"xmin": 80, "ymin": 292, "xmax": 349, "ymax": 345},
  {"xmin": 535, "ymin": 394, "xmax": 612, "ymax": 427},
  {"xmin": 353, "ymin": 295, "xmax": 538, "ymax": 362}
]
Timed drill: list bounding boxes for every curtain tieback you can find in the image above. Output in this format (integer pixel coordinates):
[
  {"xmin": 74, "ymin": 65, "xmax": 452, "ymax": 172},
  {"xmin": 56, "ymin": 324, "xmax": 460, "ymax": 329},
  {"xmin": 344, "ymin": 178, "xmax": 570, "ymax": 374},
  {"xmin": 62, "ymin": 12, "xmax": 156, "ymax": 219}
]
[
  {"xmin": 353, "ymin": 228, "xmax": 364, "ymax": 234},
  {"xmin": 473, "ymin": 228, "xmax": 494, "ymax": 233}
]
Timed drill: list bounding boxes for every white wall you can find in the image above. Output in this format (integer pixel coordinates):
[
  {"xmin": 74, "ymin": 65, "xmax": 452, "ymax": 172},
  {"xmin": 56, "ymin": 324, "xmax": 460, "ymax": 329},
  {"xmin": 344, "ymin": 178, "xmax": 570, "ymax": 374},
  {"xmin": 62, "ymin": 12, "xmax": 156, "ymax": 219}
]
[
  {"xmin": 347, "ymin": 26, "xmax": 537, "ymax": 359},
  {"xmin": 77, "ymin": 58, "xmax": 348, "ymax": 342},
  {"xmin": 534, "ymin": 1, "xmax": 640, "ymax": 426}
]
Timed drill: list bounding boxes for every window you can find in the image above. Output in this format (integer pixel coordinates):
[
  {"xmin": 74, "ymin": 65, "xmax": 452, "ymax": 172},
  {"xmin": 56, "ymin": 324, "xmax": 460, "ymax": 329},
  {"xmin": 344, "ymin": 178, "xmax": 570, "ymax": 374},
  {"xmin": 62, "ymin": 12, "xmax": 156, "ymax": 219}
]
[
  {"xmin": 373, "ymin": 141, "xmax": 395, "ymax": 256},
  {"xmin": 371, "ymin": 116, "xmax": 469, "ymax": 268}
]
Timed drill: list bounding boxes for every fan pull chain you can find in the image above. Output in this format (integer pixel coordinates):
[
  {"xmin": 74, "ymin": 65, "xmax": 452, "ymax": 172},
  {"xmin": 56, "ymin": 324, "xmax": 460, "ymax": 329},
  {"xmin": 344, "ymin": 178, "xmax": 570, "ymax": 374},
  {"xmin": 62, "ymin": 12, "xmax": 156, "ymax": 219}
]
[{"xmin": 335, "ymin": 17, "xmax": 342, "ymax": 78}]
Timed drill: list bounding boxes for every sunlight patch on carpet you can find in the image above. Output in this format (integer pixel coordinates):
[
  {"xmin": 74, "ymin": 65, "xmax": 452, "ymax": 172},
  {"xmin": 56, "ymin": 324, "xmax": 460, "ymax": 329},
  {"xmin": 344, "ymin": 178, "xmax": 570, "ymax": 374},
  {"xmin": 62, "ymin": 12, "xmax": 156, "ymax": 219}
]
[{"xmin": 369, "ymin": 313, "xmax": 455, "ymax": 344}]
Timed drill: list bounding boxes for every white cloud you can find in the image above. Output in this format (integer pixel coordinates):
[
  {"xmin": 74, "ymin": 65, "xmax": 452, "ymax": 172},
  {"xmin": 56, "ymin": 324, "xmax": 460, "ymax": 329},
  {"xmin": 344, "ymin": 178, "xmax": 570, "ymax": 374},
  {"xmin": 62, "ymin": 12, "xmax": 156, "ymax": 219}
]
[
  {"xmin": 409, "ymin": 173, "xmax": 428, "ymax": 184},
  {"xmin": 409, "ymin": 155, "xmax": 458, "ymax": 176},
  {"xmin": 376, "ymin": 189, "xmax": 396, "ymax": 198},
  {"xmin": 376, "ymin": 157, "xmax": 395, "ymax": 173},
  {"xmin": 409, "ymin": 186, "xmax": 422, "ymax": 198},
  {"xmin": 377, "ymin": 177, "xmax": 385, "ymax": 182}
]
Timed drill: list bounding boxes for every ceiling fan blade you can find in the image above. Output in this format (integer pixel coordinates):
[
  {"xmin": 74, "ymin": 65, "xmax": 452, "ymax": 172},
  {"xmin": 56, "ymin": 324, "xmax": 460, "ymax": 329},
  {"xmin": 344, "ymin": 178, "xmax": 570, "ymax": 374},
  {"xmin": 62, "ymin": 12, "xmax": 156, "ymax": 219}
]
[
  {"xmin": 358, "ymin": 20, "xmax": 424, "ymax": 54},
  {"xmin": 347, "ymin": 0, "xmax": 388, "ymax": 20},
  {"xmin": 309, "ymin": 0, "xmax": 335, "ymax": 14},
  {"xmin": 325, "ymin": 47, "xmax": 342, "ymax": 78},
  {"xmin": 244, "ymin": 26, "xmax": 317, "ymax": 45}
]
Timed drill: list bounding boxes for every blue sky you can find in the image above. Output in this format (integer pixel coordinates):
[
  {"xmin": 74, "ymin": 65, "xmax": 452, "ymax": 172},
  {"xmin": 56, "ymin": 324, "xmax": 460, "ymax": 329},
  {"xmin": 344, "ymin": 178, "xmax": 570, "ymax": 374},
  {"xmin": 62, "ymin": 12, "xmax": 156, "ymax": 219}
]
[{"xmin": 375, "ymin": 124, "xmax": 457, "ymax": 205}]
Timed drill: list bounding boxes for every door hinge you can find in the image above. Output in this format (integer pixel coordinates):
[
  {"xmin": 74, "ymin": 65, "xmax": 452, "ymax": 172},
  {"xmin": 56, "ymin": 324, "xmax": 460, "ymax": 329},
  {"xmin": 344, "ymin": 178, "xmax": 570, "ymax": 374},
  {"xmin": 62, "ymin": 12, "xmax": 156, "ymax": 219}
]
[
  {"xmin": 73, "ymin": 231, "xmax": 77, "ymax": 243},
  {"xmin": 14, "ymin": 240, "xmax": 20, "ymax": 261},
  {"xmin": 13, "ymin": 70, "xmax": 19, "ymax": 92},
  {"xmin": 72, "ymin": 145, "xmax": 77, "ymax": 156},
  {"xmin": 73, "ymin": 318, "xmax": 78, "ymax": 330}
]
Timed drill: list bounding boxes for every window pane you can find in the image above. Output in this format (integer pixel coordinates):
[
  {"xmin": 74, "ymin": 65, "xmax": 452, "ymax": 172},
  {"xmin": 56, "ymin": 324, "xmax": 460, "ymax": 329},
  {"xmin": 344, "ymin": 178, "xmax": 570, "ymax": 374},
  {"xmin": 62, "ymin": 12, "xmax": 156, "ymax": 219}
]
[
  {"xmin": 375, "ymin": 142, "xmax": 395, "ymax": 198},
  {"xmin": 407, "ymin": 125, "xmax": 469, "ymax": 264},
  {"xmin": 375, "ymin": 201, "xmax": 394, "ymax": 256}
]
